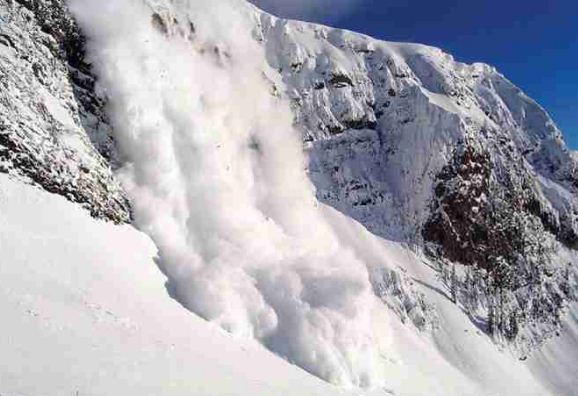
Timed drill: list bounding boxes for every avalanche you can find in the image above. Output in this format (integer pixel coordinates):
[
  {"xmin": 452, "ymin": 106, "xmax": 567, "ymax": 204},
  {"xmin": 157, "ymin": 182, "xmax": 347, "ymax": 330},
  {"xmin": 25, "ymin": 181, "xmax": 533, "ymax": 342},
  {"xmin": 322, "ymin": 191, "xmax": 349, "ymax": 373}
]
[{"xmin": 71, "ymin": 0, "xmax": 381, "ymax": 387}]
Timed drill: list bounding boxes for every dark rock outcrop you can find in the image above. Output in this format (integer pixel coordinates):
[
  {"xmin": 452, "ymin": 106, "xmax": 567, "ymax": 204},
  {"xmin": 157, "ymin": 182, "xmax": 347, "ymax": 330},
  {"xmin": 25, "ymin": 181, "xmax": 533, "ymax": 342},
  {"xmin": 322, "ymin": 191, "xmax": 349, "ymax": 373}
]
[{"xmin": 0, "ymin": 0, "xmax": 130, "ymax": 223}]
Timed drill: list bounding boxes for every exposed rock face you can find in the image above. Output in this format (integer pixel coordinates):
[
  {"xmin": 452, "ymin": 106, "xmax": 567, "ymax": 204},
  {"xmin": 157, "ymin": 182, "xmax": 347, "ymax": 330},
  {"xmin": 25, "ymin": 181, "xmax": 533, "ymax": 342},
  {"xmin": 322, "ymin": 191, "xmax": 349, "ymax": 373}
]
[
  {"xmin": 424, "ymin": 142, "xmax": 572, "ymax": 350},
  {"xmin": 0, "ymin": 0, "xmax": 130, "ymax": 223}
]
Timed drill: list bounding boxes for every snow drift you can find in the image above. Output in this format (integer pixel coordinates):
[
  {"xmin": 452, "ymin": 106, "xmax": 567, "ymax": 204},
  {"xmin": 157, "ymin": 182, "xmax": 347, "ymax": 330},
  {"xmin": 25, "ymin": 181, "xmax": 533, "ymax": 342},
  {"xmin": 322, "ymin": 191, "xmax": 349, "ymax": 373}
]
[{"xmin": 71, "ymin": 0, "xmax": 382, "ymax": 387}]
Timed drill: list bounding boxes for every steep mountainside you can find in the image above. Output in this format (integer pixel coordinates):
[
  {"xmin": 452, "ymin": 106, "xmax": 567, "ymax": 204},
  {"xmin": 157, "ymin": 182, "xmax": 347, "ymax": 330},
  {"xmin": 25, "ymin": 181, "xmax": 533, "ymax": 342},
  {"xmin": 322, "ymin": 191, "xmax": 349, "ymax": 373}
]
[
  {"xmin": 1, "ymin": 0, "xmax": 577, "ymax": 392},
  {"xmin": 0, "ymin": 0, "xmax": 129, "ymax": 222},
  {"xmin": 249, "ymin": 9, "xmax": 578, "ymax": 350},
  {"xmin": 254, "ymin": 11, "xmax": 578, "ymax": 246}
]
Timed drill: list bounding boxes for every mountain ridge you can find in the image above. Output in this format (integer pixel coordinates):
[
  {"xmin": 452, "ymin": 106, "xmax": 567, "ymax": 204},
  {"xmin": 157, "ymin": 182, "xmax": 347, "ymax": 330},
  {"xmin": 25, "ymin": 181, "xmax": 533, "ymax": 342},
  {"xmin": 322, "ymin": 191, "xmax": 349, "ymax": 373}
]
[{"xmin": 245, "ymin": 6, "xmax": 578, "ymax": 347}]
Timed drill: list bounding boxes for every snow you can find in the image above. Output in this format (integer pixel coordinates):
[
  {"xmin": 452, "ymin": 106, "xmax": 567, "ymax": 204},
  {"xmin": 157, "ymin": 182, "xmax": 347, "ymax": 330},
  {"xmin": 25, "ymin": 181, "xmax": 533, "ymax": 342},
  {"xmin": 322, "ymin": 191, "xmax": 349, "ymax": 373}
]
[
  {"xmin": 3, "ymin": 173, "xmax": 574, "ymax": 395},
  {"xmin": 322, "ymin": 207, "xmax": 577, "ymax": 396},
  {"xmin": 39, "ymin": 88, "xmax": 77, "ymax": 131},
  {"xmin": 528, "ymin": 302, "xmax": 578, "ymax": 396},
  {"xmin": 0, "ymin": 173, "xmax": 365, "ymax": 396}
]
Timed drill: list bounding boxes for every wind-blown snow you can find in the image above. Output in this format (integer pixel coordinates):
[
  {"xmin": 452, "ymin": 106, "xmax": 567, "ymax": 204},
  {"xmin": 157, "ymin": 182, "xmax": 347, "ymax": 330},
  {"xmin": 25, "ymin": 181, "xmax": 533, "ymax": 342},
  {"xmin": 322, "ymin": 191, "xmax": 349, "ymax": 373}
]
[
  {"xmin": 71, "ymin": 0, "xmax": 381, "ymax": 386},
  {"xmin": 248, "ymin": 0, "xmax": 365, "ymax": 21}
]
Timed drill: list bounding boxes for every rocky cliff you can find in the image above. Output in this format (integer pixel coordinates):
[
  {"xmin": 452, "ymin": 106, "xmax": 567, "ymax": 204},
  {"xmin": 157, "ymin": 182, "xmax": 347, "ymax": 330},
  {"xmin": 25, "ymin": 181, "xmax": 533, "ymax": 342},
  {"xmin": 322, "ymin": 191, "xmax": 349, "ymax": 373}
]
[{"xmin": 0, "ymin": 0, "xmax": 129, "ymax": 222}]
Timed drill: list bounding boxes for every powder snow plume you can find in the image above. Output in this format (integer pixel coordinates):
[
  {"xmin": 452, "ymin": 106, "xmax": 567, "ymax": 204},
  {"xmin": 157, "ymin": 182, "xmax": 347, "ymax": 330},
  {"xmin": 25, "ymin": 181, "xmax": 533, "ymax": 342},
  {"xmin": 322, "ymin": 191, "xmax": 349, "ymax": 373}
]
[{"xmin": 70, "ymin": 0, "xmax": 381, "ymax": 386}]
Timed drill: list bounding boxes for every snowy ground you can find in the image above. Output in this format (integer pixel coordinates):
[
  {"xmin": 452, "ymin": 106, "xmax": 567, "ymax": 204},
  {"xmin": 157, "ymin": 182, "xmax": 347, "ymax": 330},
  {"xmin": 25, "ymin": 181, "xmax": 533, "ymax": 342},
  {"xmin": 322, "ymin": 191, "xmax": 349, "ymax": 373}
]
[
  {"xmin": 2, "ymin": 174, "xmax": 575, "ymax": 396},
  {"xmin": 0, "ymin": 174, "xmax": 366, "ymax": 396},
  {"xmin": 528, "ymin": 302, "xmax": 578, "ymax": 395}
]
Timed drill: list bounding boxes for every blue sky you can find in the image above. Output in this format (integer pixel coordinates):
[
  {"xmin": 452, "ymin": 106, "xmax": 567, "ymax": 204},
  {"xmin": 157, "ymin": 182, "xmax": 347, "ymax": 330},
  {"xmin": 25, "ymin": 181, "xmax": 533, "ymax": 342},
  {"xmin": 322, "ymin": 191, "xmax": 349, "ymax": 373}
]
[{"xmin": 251, "ymin": 0, "xmax": 578, "ymax": 148}]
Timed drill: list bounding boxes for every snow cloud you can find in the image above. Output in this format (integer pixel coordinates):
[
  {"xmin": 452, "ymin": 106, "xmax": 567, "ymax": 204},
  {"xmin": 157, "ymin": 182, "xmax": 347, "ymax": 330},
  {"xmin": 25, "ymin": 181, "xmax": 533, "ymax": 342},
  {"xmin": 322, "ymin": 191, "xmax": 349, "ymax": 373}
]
[
  {"xmin": 248, "ymin": 0, "xmax": 365, "ymax": 21},
  {"xmin": 71, "ymin": 0, "xmax": 382, "ymax": 388}
]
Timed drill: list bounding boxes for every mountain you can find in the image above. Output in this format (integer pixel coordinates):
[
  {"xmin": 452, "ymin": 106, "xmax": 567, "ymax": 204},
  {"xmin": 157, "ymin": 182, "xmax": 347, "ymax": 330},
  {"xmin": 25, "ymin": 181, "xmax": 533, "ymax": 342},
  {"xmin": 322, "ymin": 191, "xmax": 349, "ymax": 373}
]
[
  {"xmin": 253, "ymin": 6, "xmax": 578, "ymax": 354},
  {"xmin": 1, "ymin": 0, "xmax": 577, "ymax": 395}
]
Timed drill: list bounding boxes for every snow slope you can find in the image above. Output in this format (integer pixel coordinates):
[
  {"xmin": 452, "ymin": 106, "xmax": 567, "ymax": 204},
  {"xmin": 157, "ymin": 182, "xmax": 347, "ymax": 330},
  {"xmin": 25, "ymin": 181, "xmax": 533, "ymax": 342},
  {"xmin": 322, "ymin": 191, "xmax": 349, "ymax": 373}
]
[
  {"xmin": 0, "ymin": 173, "xmax": 369, "ymax": 396},
  {"xmin": 2, "ymin": 169, "xmax": 574, "ymax": 396},
  {"xmin": 528, "ymin": 302, "xmax": 578, "ymax": 395}
]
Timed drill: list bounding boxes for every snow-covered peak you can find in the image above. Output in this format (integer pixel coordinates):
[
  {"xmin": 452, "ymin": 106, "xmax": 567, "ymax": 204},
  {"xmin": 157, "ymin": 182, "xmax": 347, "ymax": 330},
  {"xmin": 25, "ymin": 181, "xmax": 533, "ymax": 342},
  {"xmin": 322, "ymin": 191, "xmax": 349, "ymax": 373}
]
[{"xmin": 246, "ymin": 2, "xmax": 578, "ymax": 242}]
